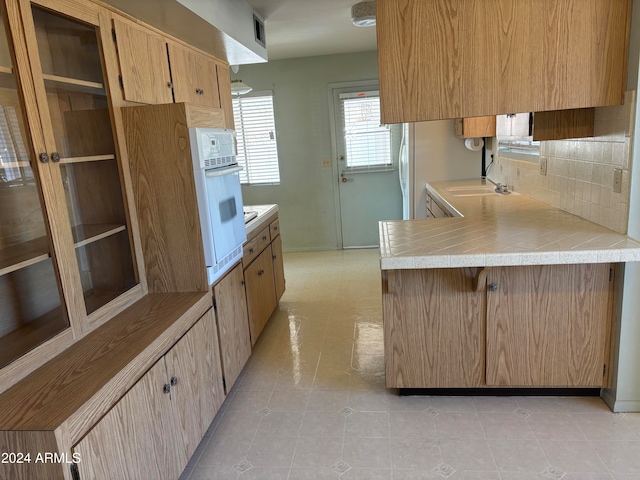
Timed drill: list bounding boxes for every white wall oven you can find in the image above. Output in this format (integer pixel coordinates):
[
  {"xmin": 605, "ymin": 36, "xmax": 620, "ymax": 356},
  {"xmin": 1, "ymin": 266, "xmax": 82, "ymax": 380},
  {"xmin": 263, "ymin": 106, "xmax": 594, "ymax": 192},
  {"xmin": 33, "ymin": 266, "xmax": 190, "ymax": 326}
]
[{"xmin": 191, "ymin": 128, "xmax": 246, "ymax": 285}]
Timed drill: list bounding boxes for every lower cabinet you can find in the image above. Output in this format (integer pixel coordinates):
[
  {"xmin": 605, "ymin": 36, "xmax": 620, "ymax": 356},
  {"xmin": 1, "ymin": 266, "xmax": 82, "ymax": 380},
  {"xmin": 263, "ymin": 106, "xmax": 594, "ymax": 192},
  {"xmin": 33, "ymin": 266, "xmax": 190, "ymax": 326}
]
[
  {"xmin": 383, "ymin": 268, "xmax": 485, "ymax": 388},
  {"xmin": 213, "ymin": 263, "xmax": 252, "ymax": 393},
  {"xmin": 73, "ymin": 308, "xmax": 224, "ymax": 479},
  {"xmin": 272, "ymin": 235, "xmax": 285, "ymax": 302},
  {"xmin": 382, "ymin": 263, "xmax": 616, "ymax": 389},
  {"xmin": 485, "ymin": 264, "xmax": 614, "ymax": 387},
  {"xmin": 245, "ymin": 247, "xmax": 277, "ymax": 346}
]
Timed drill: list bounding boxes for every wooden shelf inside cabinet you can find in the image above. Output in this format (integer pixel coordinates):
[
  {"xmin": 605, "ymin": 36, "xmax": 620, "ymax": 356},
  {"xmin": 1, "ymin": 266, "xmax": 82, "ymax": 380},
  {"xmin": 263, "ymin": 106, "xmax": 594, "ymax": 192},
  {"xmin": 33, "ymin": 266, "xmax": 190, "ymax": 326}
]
[
  {"xmin": 42, "ymin": 73, "xmax": 105, "ymax": 95},
  {"xmin": 0, "ymin": 306, "xmax": 67, "ymax": 369},
  {"xmin": 0, "ymin": 160, "xmax": 30, "ymax": 168},
  {"xmin": 0, "ymin": 236, "xmax": 50, "ymax": 277},
  {"xmin": 59, "ymin": 154, "xmax": 115, "ymax": 164},
  {"xmin": 71, "ymin": 224, "xmax": 126, "ymax": 249}
]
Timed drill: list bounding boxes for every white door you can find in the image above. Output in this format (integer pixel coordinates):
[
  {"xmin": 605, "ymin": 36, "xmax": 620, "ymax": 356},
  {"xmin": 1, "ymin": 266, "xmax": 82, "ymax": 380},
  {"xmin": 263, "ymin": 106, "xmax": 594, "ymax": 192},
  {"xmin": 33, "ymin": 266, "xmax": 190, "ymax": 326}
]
[{"xmin": 330, "ymin": 84, "xmax": 403, "ymax": 248}]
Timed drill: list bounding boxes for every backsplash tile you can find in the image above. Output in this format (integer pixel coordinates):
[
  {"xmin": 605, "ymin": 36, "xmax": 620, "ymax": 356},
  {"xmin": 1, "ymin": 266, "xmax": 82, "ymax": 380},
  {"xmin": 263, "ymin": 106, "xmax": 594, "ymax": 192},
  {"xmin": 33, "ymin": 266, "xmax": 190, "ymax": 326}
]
[{"xmin": 493, "ymin": 90, "xmax": 635, "ymax": 234}]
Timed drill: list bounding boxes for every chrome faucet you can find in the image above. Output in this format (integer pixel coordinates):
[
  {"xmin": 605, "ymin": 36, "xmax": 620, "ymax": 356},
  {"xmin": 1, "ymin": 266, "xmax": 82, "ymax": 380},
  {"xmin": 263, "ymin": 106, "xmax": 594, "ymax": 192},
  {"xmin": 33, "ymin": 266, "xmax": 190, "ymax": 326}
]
[{"xmin": 482, "ymin": 176, "xmax": 510, "ymax": 194}]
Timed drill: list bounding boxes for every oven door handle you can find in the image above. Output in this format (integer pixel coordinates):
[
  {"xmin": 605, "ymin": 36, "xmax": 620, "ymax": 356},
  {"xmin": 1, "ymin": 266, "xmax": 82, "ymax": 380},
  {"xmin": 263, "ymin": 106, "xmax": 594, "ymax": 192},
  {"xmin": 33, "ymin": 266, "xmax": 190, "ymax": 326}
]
[{"xmin": 204, "ymin": 165, "xmax": 243, "ymax": 177}]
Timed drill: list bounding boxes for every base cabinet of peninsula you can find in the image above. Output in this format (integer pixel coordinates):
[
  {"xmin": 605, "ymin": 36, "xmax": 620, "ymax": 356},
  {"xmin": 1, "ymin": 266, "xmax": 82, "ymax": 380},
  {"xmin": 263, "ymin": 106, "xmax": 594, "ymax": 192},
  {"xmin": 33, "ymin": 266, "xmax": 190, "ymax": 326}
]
[{"xmin": 383, "ymin": 263, "xmax": 617, "ymax": 389}]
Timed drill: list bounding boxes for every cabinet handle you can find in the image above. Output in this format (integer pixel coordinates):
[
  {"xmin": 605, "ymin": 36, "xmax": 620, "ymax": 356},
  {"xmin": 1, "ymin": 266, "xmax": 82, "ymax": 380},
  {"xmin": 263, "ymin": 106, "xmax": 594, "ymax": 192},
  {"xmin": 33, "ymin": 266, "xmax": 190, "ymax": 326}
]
[
  {"xmin": 272, "ymin": 255, "xmax": 276, "ymax": 260},
  {"xmin": 249, "ymin": 248, "xmax": 254, "ymax": 254},
  {"xmin": 262, "ymin": 235, "xmax": 267, "ymax": 241},
  {"xmin": 167, "ymin": 81, "xmax": 173, "ymax": 88},
  {"xmin": 274, "ymin": 226, "xmax": 278, "ymax": 231},
  {"xmin": 170, "ymin": 376, "xmax": 178, "ymax": 387},
  {"xmin": 489, "ymin": 283, "xmax": 498, "ymax": 292},
  {"xmin": 241, "ymin": 280, "xmax": 245, "ymax": 286},
  {"xmin": 51, "ymin": 152, "xmax": 60, "ymax": 163},
  {"xmin": 39, "ymin": 152, "xmax": 49, "ymax": 163},
  {"xmin": 258, "ymin": 269, "xmax": 264, "ymax": 276},
  {"xmin": 163, "ymin": 383, "xmax": 171, "ymax": 394}
]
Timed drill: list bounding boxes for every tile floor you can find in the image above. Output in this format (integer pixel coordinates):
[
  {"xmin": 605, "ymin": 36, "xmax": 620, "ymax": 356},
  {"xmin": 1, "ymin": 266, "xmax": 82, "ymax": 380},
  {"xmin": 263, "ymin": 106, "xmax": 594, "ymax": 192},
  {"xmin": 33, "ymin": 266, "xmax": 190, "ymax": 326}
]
[{"xmin": 180, "ymin": 249, "xmax": 640, "ymax": 480}]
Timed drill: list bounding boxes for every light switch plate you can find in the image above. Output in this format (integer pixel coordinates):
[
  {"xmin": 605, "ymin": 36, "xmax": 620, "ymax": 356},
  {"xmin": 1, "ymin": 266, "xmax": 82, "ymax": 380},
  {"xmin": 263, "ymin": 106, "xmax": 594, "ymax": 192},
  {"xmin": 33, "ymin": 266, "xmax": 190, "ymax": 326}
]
[
  {"xmin": 539, "ymin": 157, "xmax": 548, "ymax": 176},
  {"xmin": 321, "ymin": 157, "xmax": 331, "ymax": 168},
  {"xmin": 613, "ymin": 168, "xmax": 623, "ymax": 193}
]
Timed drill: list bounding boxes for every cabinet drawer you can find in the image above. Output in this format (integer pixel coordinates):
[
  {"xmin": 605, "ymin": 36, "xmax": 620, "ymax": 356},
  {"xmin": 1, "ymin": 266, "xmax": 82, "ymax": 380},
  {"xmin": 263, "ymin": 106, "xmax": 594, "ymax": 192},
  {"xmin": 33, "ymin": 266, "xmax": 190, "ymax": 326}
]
[
  {"xmin": 243, "ymin": 226, "xmax": 270, "ymax": 267},
  {"xmin": 269, "ymin": 219, "xmax": 280, "ymax": 240}
]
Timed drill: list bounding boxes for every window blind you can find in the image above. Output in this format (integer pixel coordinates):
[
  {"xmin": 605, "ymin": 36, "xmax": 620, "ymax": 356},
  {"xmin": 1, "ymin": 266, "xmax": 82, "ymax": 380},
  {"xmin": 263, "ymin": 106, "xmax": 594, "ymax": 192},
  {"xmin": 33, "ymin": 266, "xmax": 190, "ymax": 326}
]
[
  {"xmin": 340, "ymin": 91, "xmax": 391, "ymax": 169},
  {"xmin": 232, "ymin": 91, "xmax": 280, "ymax": 185}
]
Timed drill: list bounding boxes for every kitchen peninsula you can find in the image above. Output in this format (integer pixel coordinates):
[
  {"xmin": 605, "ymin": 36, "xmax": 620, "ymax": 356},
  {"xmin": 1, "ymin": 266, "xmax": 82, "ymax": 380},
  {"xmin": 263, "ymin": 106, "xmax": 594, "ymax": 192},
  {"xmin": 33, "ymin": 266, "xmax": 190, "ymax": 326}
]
[{"xmin": 380, "ymin": 180, "xmax": 640, "ymax": 391}]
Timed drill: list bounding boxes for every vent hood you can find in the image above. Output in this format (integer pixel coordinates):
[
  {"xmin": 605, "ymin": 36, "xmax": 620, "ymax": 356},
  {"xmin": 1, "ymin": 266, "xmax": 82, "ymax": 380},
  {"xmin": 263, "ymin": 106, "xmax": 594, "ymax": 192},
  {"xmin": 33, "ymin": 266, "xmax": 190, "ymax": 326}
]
[{"xmin": 100, "ymin": 0, "xmax": 267, "ymax": 65}]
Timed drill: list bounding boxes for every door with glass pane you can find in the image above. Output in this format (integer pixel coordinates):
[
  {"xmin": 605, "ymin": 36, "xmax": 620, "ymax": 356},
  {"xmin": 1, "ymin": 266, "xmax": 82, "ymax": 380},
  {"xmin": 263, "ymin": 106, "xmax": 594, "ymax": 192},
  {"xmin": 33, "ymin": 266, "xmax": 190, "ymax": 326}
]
[
  {"xmin": 331, "ymin": 85, "xmax": 402, "ymax": 248},
  {"xmin": 0, "ymin": 3, "xmax": 69, "ymax": 369},
  {"xmin": 18, "ymin": 0, "xmax": 139, "ymax": 317}
]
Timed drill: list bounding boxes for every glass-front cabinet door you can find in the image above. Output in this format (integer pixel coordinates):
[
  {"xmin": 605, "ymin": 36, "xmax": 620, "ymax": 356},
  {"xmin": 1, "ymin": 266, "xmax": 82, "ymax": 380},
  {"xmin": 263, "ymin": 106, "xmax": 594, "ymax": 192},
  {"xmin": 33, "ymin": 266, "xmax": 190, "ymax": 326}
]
[
  {"xmin": 0, "ymin": 5, "xmax": 68, "ymax": 369},
  {"xmin": 19, "ymin": 1, "xmax": 139, "ymax": 316}
]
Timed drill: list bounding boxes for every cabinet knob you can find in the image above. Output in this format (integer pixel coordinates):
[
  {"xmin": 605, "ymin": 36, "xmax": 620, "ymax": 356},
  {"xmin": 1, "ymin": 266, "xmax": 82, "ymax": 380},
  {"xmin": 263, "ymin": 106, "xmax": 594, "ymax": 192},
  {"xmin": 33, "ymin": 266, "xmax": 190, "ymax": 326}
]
[
  {"xmin": 167, "ymin": 81, "xmax": 173, "ymax": 89},
  {"xmin": 258, "ymin": 269, "xmax": 264, "ymax": 276},
  {"xmin": 51, "ymin": 152, "xmax": 60, "ymax": 163},
  {"xmin": 39, "ymin": 152, "xmax": 49, "ymax": 163},
  {"xmin": 262, "ymin": 235, "xmax": 267, "ymax": 241},
  {"xmin": 170, "ymin": 376, "xmax": 178, "ymax": 387},
  {"xmin": 163, "ymin": 383, "xmax": 171, "ymax": 394},
  {"xmin": 489, "ymin": 283, "xmax": 498, "ymax": 292},
  {"xmin": 249, "ymin": 248, "xmax": 254, "ymax": 254}
]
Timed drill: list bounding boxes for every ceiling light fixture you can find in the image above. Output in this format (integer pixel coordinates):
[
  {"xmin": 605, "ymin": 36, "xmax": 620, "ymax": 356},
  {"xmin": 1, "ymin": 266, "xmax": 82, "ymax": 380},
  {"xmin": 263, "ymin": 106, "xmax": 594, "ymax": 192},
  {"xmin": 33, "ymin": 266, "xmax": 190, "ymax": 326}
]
[
  {"xmin": 351, "ymin": 1, "xmax": 376, "ymax": 27},
  {"xmin": 231, "ymin": 79, "xmax": 253, "ymax": 95}
]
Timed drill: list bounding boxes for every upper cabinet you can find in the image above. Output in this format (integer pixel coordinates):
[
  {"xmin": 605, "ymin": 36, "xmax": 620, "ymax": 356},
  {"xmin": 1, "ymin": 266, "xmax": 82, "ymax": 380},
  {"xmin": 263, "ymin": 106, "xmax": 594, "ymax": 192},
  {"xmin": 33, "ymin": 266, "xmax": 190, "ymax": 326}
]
[
  {"xmin": 110, "ymin": 18, "xmax": 232, "ymax": 125},
  {"xmin": 111, "ymin": 17, "xmax": 173, "ymax": 105},
  {"xmin": 377, "ymin": 0, "xmax": 633, "ymax": 124},
  {"xmin": 0, "ymin": 0, "xmax": 143, "ymax": 373},
  {"xmin": 167, "ymin": 42, "xmax": 220, "ymax": 109}
]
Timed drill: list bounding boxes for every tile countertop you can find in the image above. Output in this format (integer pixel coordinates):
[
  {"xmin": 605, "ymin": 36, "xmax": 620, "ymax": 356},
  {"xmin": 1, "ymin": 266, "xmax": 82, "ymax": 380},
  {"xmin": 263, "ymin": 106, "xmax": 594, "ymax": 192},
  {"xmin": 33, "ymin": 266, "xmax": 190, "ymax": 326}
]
[
  {"xmin": 379, "ymin": 179, "xmax": 640, "ymax": 270},
  {"xmin": 244, "ymin": 204, "xmax": 278, "ymax": 237}
]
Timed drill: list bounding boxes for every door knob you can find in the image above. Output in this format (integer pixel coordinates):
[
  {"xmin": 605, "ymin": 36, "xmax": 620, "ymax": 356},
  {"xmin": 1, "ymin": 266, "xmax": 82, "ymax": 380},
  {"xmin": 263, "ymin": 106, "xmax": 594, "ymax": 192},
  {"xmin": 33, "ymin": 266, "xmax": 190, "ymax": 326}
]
[{"xmin": 342, "ymin": 177, "xmax": 348, "ymax": 183}]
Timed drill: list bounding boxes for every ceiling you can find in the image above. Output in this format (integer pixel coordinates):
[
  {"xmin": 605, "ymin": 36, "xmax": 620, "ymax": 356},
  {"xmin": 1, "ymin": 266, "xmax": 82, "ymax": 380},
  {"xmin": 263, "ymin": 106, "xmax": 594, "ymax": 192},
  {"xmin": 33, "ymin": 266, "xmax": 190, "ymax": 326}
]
[{"xmin": 245, "ymin": 0, "xmax": 378, "ymax": 61}]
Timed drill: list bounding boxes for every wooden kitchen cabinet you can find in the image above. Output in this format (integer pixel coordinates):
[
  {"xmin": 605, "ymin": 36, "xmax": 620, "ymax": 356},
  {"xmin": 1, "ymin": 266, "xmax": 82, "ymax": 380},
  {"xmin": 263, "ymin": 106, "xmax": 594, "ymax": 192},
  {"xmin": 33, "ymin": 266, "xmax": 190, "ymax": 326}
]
[
  {"xmin": 216, "ymin": 62, "xmax": 234, "ymax": 130},
  {"xmin": 243, "ymin": 211, "xmax": 286, "ymax": 346},
  {"xmin": 382, "ymin": 268, "xmax": 485, "ymax": 388},
  {"xmin": 245, "ymin": 246, "xmax": 276, "ymax": 346},
  {"xmin": 455, "ymin": 116, "xmax": 496, "ymax": 138},
  {"xmin": 377, "ymin": 0, "xmax": 632, "ymax": 123},
  {"xmin": 212, "ymin": 262, "xmax": 251, "ymax": 393},
  {"xmin": 111, "ymin": 17, "xmax": 174, "ymax": 105},
  {"xmin": 167, "ymin": 41, "xmax": 221, "ymax": 109},
  {"xmin": 485, "ymin": 264, "xmax": 615, "ymax": 387},
  {"xmin": 272, "ymin": 235, "xmax": 285, "ymax": 302},
  {"xmin": 0, "ymin": 0, "xmax": 145, "ymax": 384},
  {"xmin": 382, "ymin": 263, "xmax": 617, "ymax": 389},
  {"xmin": 73, "ymin": 308, "xmax": 224, "ymax": 480},
  {"xmin": 496, "ymin": 110, "xmax": 595, "ymax": 142}
]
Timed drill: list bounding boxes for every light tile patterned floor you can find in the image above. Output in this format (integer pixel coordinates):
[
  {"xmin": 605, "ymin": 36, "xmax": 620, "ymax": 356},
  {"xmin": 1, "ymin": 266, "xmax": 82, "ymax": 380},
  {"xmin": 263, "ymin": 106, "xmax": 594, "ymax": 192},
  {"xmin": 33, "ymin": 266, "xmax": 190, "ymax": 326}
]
[{"xmin": 180, "ymin": 250, "xmax": 640, "ymax": 480}]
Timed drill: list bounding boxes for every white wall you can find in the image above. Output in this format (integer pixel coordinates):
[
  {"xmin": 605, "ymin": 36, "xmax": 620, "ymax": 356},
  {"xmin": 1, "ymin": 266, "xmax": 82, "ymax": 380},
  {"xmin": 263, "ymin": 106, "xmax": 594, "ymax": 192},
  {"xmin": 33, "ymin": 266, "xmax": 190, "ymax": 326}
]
[{"xmin": 412, "ymin": 121, "xmax": 485, "ymax": 219}]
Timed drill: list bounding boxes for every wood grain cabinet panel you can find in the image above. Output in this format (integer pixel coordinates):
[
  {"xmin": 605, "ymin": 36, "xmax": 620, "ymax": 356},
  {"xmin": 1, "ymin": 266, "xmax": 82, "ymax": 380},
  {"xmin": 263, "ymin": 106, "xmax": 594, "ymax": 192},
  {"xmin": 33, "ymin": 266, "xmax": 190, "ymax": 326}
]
[
  {"xmin": 111, "ymin": 18, "xmax": 173, "ymax": 105},
  {"xmin": 216, "ymin": 62, "xmax": 234, "ymax": 129},
  {"xmin": 485, "ymin": 264, "xmax": 615, "ymax": 387},
  {"xmin": 382, "ymin": 268, "xmax": 485, "ymax": 388},
  {"xmin": 73, "ymin": 308, "xmax": 224, "ymax": 480},
  {"xmin": 168, "ymin": 42, "xmax": 221, "ymax": 109},
  {"xmin": 165, "ymin": 308, "xmax": 224, "ymax": 465},
  {"xmin": 455, "ymin": 116, "xmax": 496, "ymax": 138},
  {"xmin": 212, "ymin": 263, "xmax": 251, "ymax": 393},
  {"xmin": 272, "ymin": 236, "xmax": 285, "ymax": 303},
  {"xmin": 245, "ymin": 247, "xmax": 277, "ymax": 346},
  {"xmin": 377, "ymin": 0, "xmax": 632, "ymax": 123},
  {"xmin": 73, "ymin": 358, "xmax": 175, "ymax": 480}
]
